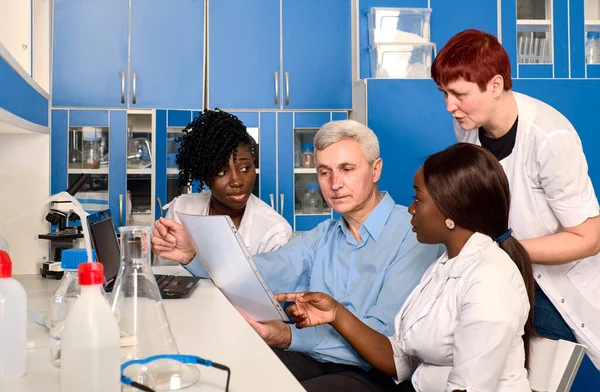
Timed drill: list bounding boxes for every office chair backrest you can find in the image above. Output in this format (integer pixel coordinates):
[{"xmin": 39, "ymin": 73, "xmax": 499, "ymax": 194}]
[{"xmin": 528, "ymin": 337, "xmax": 586, "ymax": 392}]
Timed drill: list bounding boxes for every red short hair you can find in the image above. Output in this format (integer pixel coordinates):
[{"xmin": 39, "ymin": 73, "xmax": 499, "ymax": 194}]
[{"xmin": 431, "ymin": 29, "xmax": 512, "ymax": 91}]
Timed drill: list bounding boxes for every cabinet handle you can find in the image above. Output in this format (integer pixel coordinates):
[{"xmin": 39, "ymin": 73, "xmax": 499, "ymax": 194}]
[
  {"xmin": 132, "ymin": 70, "xmax": 137, "ymax": 104},
  {"xmin": 121, "ymin": 70, "xmax": 125, "ymax": 104},
  {"xmin": 285, "ymin": 72, "xmax": 290, "ymax": 106},
  {"xmin": 119, "ymin": 193, "xmax": 124, "ymax": 226},
  {"xmin": 274, "ymin": 72, "xmax": 279, "ymax": 105},
  {"xmin": 269, "ymin": 194, "xmax": 275, "ymax": 210},
  {"xmin": 280, "ymin": 193, "xmax": 285, "ymax": 216}
]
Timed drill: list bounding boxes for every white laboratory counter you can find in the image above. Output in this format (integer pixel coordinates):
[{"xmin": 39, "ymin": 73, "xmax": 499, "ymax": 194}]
[{"xmin": 1, "ymin": 266, "xmax": 305, "ymax": 392}]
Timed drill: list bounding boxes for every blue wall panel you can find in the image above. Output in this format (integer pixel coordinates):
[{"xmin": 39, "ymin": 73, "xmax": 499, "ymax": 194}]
[
  {"xmin": 277, "ymin": 112, "xmax": 295, "ymax": 225},
  {"xmin": 167, "ymin": 110, "xmax": 192, "ymax": 128},
  {"xmin": 260, "ymin": 112, "xmax": 277, "ymax": 209},
  {"xmin": 295, "ymin": 112, "xmax": 331, "ymax": 128},
  {"xmin": 366, "ymin": 79, "xmax": 455, "ymax": 206},
  {"xmin": 69, "ymin": 110, "xmax": 109, "ymax": 127},
  {"xmin": 553, "ymin": 0, "xmax": 569, "ymax": 78},
  {"xmin": 155, "ymin": 110, "xmax": 167, "ymax": 220},
  {"xmin": 570, "ymin": 0, "xmax": 585, "ymax": 78},
  {"xmin": 518, "ymin": 64, "xmax": 553, "ymax": 78},
  {"xmin": 429, "ymin": 0, "xmax": 498, "ymax": 53},
  {"xmin": 231, "ymin": 112, "xmax": 259, "ymax": 128},
  {"xmin": 501, "ymin": 0, "xmax": 518, "ymax": 78},
  {"xmin": 109, "ymin": 110, "xmax": 127, "ymax": 228}
]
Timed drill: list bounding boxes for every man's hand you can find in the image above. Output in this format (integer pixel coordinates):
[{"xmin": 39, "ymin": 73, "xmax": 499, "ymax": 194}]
[
  {"xmin": 240, "ymin": 312, "xmax": 292, "ymax": 349},
  {"xmin": 151, "ymin": 217, "xmax": 196, "ymax": 264}
]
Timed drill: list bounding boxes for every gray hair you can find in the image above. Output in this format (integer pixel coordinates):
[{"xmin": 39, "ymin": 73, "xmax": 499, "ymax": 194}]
[{"xmin": 314, "ymin": 120, "xmax": 380, "ymax": 164}]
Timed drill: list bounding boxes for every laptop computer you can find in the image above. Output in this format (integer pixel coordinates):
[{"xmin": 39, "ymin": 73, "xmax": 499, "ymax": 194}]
[
  {"xmin": 86, "ymin": 210, "xmax": 200, "ymax": 299},
  {"xmin": 177, "ymin": 212, "xmax": 289, "ymax": 322}
]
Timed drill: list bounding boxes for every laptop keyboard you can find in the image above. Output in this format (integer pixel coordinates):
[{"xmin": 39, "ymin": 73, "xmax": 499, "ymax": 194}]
[{"xmin": 155, "ymin": 274, "xmax": 175, "ymax": 289}]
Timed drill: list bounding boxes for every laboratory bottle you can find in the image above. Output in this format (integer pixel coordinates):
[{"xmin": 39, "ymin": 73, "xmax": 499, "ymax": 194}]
[
  {"xmin": 301, "ymin": 144, "xmax": 316, "ymax": 168},
  {"xmin": 0, "ymin": 250, "xmax": 27, "ymax": 381},
  {"xmin": 302, "ymin": 183, "xmax": 323, "ymax": 214},
  {"xmin": 49, "ymin": 248, "xmax": 96, "ymax": 367},
  {"xmin": 61, "ymin": 262, "xmax": 120, "ymax": 392},
  {"xmin": 82, "ymin": 131, "xmax": 102, "ymax": 169},
  {"xmin": 585, "ymin": 31, "xmax": 600, "ymax": 64}
]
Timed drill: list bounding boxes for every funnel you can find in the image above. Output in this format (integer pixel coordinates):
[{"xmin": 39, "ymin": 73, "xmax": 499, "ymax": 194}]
[{"xmin": 111, "ymin": 226, "xmax": 199, "ymax": 391}]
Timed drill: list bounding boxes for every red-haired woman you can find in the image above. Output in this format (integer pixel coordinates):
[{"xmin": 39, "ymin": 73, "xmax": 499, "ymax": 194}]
[{"xmin": 431, "ymin": 29, "xmax": 600, "ymax": 370}]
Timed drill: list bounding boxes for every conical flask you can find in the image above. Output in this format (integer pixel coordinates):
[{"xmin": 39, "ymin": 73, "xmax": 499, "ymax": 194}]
[{"xmin": 111, "ymin": 226, "xmax": 199, "ymax": 391}]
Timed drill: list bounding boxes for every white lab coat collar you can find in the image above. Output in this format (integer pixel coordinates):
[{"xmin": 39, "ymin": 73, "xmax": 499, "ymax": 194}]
[{"xmin": 399, "ymin": 233, "xmax": 495, "ymax": 335}]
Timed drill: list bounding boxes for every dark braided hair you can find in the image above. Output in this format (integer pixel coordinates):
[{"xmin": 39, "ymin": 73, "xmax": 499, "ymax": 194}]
[{"xmin": 177, "ymin": 109, "xmax": 256, "ymax": 192}]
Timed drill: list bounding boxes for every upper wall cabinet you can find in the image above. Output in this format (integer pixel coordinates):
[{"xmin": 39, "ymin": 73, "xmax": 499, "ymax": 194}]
[
  {"xmin": 208, "ymin": 0, "xmax": 351, "ymax": 110},
  {"xmin": 52, "ymin": 0, "xmax": 129, "ymax": 108},
  {"xmin": 52, "ymin": 0, "xmax": 205, "ymax": 109}
]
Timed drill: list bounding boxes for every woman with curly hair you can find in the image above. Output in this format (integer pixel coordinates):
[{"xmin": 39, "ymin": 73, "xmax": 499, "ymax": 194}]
[{"xmin": 152, "ymin": 109, "xmax": 292, "ymax": 276}]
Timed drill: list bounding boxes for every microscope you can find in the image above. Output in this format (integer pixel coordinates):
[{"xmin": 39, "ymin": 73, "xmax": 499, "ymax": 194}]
[{"xmin": 39, "ymin": 174, "xmax": 89, "ymax": 279}]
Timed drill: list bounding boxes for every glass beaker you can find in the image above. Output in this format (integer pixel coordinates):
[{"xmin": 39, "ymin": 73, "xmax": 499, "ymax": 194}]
[{"xmin": 111, "ymin": 226, "xmax": 199, "ymax": 391}]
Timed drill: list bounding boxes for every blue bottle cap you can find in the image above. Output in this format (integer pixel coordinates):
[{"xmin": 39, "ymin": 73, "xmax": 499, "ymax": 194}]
[
  {"xmin": 588, "ymin": 31, "xmax": 600, "ymax": 39},
  {"xmin": 301, "ymin": 143, "xmax": 314, "ymax": 151},
  {"xmin": 306, "ymin": 182, "xmax": 320, "ymax": 191},
  {"xmin": 61, "ymin": 248, "xmax": 96, "ymax": 271}
]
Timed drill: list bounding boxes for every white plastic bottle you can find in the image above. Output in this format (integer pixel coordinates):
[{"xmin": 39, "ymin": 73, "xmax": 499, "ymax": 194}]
[
  {"xmin": 50, "ymin": 248, "xmax": 96, "ymax": 367},
  {"xmin": 0, "ymin": 250, "xmax": 27, "ymax": 380},
  {"xmin": 61, "ymin": 262, "xmax": 120, "ymax": 392}
]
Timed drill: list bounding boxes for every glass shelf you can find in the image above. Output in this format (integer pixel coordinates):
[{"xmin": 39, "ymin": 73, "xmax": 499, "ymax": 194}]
[{"xmin": 516, "ymin": 0, "xmax": 553, "ymax": 64}]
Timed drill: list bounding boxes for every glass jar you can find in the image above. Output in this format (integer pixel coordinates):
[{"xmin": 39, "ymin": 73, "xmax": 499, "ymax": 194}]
[
  {"xmin": 301, "ymin": 144, "xmax": 315, "ymax": 168},
  {"xmin": 302, "ymin": 182, "xmax": 323, "ymax": 214},
  {"xmin": 82, "ymin": 131, "xmax": 101, "ymax": 169}
]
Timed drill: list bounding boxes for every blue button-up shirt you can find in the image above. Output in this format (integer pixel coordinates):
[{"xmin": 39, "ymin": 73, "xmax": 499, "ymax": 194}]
[{"xmin": 252, "ymin": 193, "xmax": 443, "ymax": 368}]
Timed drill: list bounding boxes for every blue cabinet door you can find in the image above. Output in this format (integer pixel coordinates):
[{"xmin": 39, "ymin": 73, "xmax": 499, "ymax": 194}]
[
  {"xmin": 130, "ymin": 0, "xmax": 205, "ymax": 109},
  {"xmin": 282, "ymin": 0, "xmax": 352, "ymax": 110},
  {"xmin": 208, "ymin": 0, "xmax": 281, "ymax": 109},
  {"xmin": 366, "ymin": 79, "xmax": 455, "ymax": 207},
  {"xmin": 52, "ymin": 0, "xmax": 128, "ymax": 108}
]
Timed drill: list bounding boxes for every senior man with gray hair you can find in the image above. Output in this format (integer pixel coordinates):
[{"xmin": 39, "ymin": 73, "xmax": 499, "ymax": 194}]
[{"xmin": 155, "ymin": 120, "xmax": 442, "ymax": 391}]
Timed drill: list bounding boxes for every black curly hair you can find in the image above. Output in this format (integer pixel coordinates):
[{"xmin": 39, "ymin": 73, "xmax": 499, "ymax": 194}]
[{"xmin": 176, "ymin": 109, "xmax": 256, "ymax": 192}]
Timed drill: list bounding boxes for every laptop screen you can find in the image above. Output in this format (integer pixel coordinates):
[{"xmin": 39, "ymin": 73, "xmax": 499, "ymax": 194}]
[{"xmin": 87, "ymin": 210, "xmax": 121, "ymax": 288}]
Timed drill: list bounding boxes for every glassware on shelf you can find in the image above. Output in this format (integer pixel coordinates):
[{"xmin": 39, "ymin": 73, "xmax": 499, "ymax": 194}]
[
  {"xmin": 82, "ymin": 129, "xmax": 102, "ymax": 169},
  {"xmin": 586, "ymin": 31, "xmax": 600, "ymax": 64},
  {"xmin": 69, "ymin": 130, "xmax": 82, "ymax": 169},
  {"xmin": 301, "ymin": 144, "xmax": 315, "ymax": 168},
  {"xmin": 302, "ymin": 183, "xmax": 323, "ymax": 214},
  {"xmin": 127, "ymin": 138, "xmax": 152, "ymax": 169}
]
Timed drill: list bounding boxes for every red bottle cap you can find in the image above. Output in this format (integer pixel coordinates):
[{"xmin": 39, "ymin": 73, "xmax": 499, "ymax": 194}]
[
  {"xmin": 78, "ymin": 262, "xmax": 105, "ymax": 286},
  {"xmin": 0, "ymin": 250, "xmax": 12, "ymax": 278}
]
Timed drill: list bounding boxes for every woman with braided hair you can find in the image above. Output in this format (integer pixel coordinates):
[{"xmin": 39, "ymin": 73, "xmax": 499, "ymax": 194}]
[{"xmin": 152, "ymin": 109, "xmax": 292, "ymax": 276}]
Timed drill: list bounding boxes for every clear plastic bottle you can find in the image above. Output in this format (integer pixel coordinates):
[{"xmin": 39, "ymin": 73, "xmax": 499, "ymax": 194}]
[
  {"xmin": 50, "ymin": 248, "xmax": 96, "ymax": 368},
  {"xmin": 585, "ymin": 31, "xmax": 600, "ymax": 64},
  {"xmin": 0, "ymin": 250, "xmax": 27, "ymax": 381},
  {"xmin": 61, "ymin": 262, "xmax": 120, "ymax": 392},
  {"xmin": 301, "ymin": 143, "xmax": 315, "ymax": 168},
  {"xmin": 0, "ymin": 236, "xmax": 8, "ymax": 252},
  {"xmin": 82, "ymin": 131, "xmax": 102, "ymax": 169},
  {"xmin": 302, "ymin": 182, "xmax": 323, "ymax": 214}
]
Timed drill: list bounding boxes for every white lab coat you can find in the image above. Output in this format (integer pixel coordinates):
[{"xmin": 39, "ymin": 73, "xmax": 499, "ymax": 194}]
[
  {"xmin": 389, "ymin": 233, "xmax": 531, "ymax": 391},
  {"xmin": 455, "ymin": 91, "xmax": 600, "ymax": 368},
  {"xmin": 155, "ymin": 191, "xmax": 293, "ymax": 268}
]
